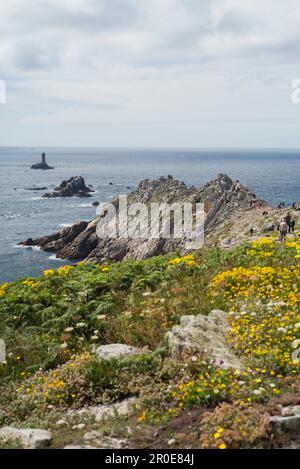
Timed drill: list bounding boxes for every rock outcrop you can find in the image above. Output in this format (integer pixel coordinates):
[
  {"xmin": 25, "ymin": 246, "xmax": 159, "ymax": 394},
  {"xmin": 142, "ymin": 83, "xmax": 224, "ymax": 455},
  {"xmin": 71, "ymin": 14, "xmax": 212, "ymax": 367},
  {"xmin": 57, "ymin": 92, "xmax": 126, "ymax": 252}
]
[
  {"xmin": 0, "ymin": 427, "xmax": 52, "ymax": 449},
  {"xmin": 270, "ymin": 405, "xmax": 300, "ymax": 435},
  {"xmin": 95, "ymin": 344, "xmax": 142, "ymax": 360},
  {"xmin": 31, "ymin": 153, "xmax": 54, "ymax": 170},
  {"xmin": 20, "ymin": 174, "xmax": 267, "ymax": 261},
  {"xmin": 42, "ymin": 176, "xmax": 94, "ymax": 198},
  {"xmin": 165, "ymin": 310, "xmax": 242, "ymax": 369}
]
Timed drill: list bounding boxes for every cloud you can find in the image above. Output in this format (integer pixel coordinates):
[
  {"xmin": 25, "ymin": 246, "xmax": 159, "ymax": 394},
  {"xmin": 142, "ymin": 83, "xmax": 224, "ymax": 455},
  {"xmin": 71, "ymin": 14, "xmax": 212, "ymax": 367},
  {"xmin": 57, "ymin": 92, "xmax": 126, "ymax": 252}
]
[{"xmin": 1, "ymin": 0, "xmax": 300, "ymax": 146}]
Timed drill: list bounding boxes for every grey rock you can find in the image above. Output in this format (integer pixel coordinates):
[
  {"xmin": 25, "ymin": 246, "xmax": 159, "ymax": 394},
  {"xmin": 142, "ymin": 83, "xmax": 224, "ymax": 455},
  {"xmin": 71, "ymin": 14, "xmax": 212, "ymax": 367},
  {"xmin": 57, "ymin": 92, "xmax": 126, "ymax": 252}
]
[
  {"xmin": 57, "ymin": 420, "xmax": 67, "ymax": 427},
  {"xmin": 0, "ymin": 427, "xmax": 52, "ymax": 449},
  {"xmin": 83, "ymin": 431, "xmax": 103, "ymax": 441},
  {"xmin": 67, "ymin": 397, "xmax": 138, "ymax": 423},
  {"xmin": 93, "ymin": 398, "xmax": 137, "ymax": 423},
  {"xmin": 270, "ymin": 415, "xmax": 300, "ymax": 434},
  {"xmin": 95, "ymin": 344, "xmax": 141, "ymax": 360},
  {"xmin": 282, "ymin": 405, "xmax": 300, "ymax": 417},
  {"xmin": 165, "ymin": 310, "xmax": 242, "ymax": 369},
  {"xmin": 42, "ymin": 176, "xmax": 94, "ymax": 199}
]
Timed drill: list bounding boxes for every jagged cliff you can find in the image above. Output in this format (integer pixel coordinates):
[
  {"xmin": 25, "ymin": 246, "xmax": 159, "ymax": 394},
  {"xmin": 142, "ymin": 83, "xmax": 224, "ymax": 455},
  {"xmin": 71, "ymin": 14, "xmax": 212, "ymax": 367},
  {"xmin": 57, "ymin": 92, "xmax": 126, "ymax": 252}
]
[{"xmin": 20, "ymin": 174, "xmax": 267, "ymax": 261}]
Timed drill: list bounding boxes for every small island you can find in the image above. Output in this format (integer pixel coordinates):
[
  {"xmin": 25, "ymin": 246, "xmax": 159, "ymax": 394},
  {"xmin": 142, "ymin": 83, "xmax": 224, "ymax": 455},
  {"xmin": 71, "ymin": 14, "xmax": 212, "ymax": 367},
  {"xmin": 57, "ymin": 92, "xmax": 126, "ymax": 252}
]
[
  {"xmin": 31, "ymin": 153, "xmax": 54, "ymax": 170},
  {"xmin": 42, "ymin": 176, "xmax": 94, "ymax": 198}
]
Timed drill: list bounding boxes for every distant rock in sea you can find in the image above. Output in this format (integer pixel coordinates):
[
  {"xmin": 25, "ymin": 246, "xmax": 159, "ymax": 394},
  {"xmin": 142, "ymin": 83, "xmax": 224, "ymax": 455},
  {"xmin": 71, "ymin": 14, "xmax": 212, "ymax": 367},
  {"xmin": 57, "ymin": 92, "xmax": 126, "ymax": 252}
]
[
  {"xmin": 31, "ymin": 153, "xmax": 54, "ymax": 170},
  {"xmin": 21, "ymin": 174, "xmax": 268, "ymax": 261},
  {"xmin": 42, "ymin": 176, "xmax": 95, "ymax": 199},
  {"xmin": 25, "ymin": 186, "xmax": 48, "ymax": 191}
]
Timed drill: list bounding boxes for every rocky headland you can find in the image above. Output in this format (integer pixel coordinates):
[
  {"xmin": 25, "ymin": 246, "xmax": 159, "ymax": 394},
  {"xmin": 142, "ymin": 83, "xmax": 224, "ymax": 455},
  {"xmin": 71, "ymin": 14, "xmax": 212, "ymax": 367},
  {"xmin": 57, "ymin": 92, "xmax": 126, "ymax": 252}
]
[{"xmin": 21, "ymin": 173, "xmax": 269, "ymax": 260}]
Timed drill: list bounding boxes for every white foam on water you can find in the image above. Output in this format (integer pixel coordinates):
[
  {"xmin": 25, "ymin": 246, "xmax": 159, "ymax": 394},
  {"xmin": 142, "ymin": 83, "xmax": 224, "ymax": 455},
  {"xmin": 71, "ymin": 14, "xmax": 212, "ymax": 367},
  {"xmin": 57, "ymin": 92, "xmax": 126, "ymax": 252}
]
[
  {"xmin": 69, "ymin": 203, "xmax": 93, "ymax": 208},
  {"xmin": 48, "ymin": 254, "xmax": 65, "ymax": 262},
  {"xmin": 14, "ymin": 244, "xmax": 41, "ymax": 251}
]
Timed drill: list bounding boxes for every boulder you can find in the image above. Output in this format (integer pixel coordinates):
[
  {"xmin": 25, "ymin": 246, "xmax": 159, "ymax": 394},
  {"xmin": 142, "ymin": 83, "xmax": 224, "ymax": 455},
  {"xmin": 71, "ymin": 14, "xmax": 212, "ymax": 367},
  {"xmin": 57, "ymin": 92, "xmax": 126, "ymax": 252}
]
[
  {"xmin": 0, "ymin": 427, "xmax": 51, "ymax": 449},
  {"xmin": 92, "ymin": 398, "xmax": 137, "ymax": 423},
  {"xmin": 67, "ymin": 397, "xmax": 138, "ymax": 422},
  {"xmin": 165, "ymin": 310, "xmax": 242, "ymax": 369},
  {"xmin": 31, "ymin": 153, "xmax": 54, "ymax": 170},
  {"xmin": 43, "ymin": 176, "xmax": 94, "ymax": 198},
  {"xmin": 270, "ymin": 415, "xmax": 300, "ymax": 434},
  {"xmin": 95, "ymin": 344, "xmax": 141, "ymax": 360}
]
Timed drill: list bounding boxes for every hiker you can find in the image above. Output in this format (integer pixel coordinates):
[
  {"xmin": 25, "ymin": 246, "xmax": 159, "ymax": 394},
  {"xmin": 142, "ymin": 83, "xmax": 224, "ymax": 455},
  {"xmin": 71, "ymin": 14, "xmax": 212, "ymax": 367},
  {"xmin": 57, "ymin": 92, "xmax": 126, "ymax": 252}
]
[
  {"xmin": 279, "ymin": 219, "xmax": 288, "ymax": 242},
  {"xmin": 250, "ymin": 227, "xmax": 254, "ymax": 237},
  {"xmin": 291, "ymin": 219, "xmax": 296, "ymax": 233},
  {"xmin": 285, "ymin": 213, "xmax": 292, "ymax": 233}
]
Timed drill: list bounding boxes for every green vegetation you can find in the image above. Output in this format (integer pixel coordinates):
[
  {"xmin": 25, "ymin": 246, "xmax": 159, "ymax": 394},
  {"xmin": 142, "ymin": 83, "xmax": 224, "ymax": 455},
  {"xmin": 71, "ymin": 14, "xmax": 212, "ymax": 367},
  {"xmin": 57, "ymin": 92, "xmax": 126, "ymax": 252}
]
[{"xmin": 1, "ymin": 235, "xmax": 300, "ymax": 448}]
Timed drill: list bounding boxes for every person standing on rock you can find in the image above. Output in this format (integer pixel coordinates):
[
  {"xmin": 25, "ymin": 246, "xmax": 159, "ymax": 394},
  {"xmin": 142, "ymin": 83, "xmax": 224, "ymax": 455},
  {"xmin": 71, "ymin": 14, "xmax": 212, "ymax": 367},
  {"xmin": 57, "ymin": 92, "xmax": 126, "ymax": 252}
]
[
  {"xmin": 250, "ymin": 227, "xmax": 254, "ymax": 237},
  {"xmin": 285, "ymin": 213, "xmax": 292, "ymax": 233},
  {"xmin": 291, "ymin": 219, "xmax": 296, "ymax": 233},
  {"xmin": 279, "ymin": 219, "xmax": 288, "ymax": 242}
]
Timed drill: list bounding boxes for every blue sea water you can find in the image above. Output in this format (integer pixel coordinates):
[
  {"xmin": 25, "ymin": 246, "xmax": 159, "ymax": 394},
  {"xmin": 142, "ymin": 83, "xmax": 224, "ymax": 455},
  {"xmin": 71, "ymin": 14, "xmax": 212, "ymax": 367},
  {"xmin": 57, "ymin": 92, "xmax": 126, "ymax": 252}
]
[{"xmin": 1, "ymin": 147, "xmax": 300, "ymax": 283}]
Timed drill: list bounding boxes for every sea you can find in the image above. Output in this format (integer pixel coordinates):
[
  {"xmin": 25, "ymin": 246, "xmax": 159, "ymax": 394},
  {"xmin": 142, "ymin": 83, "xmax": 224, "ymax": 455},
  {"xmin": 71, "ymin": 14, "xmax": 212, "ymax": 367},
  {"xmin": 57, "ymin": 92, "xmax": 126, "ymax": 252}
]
[{"xmin": 1, "ymin": 147, "xmax": 300, "ymax": 283}]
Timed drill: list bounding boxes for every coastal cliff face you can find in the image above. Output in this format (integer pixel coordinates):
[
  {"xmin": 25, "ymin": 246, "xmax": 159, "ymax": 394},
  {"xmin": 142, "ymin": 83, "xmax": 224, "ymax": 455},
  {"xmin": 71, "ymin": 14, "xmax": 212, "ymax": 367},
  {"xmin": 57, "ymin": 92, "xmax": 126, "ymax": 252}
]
[{"xmin": 20, "ymin": 174, "xmax": 267, "ymax": 261}]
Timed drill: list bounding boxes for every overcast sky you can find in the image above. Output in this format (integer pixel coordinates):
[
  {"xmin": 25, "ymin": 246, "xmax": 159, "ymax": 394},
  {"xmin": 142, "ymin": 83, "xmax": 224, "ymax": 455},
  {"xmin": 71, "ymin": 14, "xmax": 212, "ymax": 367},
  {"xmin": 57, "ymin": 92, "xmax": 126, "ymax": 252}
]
[{"xmin": 1, "ymin": 0, "xmax": 300, "ymax": 147}]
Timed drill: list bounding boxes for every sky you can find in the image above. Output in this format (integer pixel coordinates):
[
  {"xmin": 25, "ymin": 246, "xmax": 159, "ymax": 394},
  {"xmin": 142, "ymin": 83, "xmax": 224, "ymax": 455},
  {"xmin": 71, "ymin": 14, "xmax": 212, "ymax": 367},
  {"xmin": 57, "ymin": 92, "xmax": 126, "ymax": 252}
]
[{"xmin": 1, "ymin": 0, "xmax": 300, "ymax": 148}]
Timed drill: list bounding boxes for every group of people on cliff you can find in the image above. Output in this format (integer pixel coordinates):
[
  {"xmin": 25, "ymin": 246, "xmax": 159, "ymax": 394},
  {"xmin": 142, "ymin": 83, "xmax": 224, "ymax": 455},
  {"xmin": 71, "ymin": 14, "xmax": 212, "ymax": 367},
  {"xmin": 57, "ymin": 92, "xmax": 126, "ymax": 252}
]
[
  {"xmin": 278, "ymin": 213, "xmax": 296, "ymax": 241},
  {"xmin": 250, "ymin": 213, "xmax": 296, "ymax": 241}
]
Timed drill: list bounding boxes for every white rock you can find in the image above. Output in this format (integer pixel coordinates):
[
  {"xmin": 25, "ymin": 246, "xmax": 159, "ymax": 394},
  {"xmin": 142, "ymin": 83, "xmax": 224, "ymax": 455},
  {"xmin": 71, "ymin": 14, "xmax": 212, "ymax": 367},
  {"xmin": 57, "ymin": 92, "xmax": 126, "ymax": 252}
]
[
  {"xmin": 77, "ymin": 423, "xmax": 86, "ymax": 430},
  {"xmin": 281, "ymin": 405, "xmax": 300, "ymax": 417},
  {"xmin": 95, "ymin": 344, "xmax": 141, "ymax": 360},
  {"xmin": 165, "ymin": 310, "xmax": 241, "ymax": 369},
  {"xmin": 57, "ymin": 420, "xmax": 67, "ymax": 427},
  {"xmin": 0, "ymin": 427, "xmax": 51, "ymax": 449},
  {"xmin": 93, "ymin": 398, "xmax": 137, "ymax": 423},
  {"xmin": 83, "ymin": 431, "xmax": 103, "ymax": 441}
]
